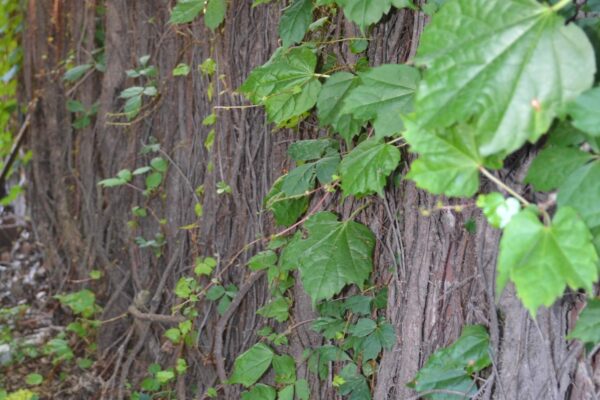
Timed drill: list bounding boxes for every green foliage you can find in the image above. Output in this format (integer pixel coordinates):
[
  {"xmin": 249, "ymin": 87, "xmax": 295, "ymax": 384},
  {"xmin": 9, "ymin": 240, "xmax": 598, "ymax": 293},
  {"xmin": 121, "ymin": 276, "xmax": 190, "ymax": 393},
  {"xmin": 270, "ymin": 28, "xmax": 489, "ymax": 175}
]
[
  {"xmin": 341, "ymin": 64, "xmax": 419, "ymax": 138},
  {"xmin": 286, "ymin": 212, "xmax": 375, "ymax": 302},
  {"xmin": 228, "ymin": 343, "xmax": 274, "ymax": 387},
  {"xmin": 240, "ymin": 46, "xmax": 321, "ymax": 125},
  {"xmin": 279, "ymin": 0, "xmax": 313, "ymax": 48},
  {"xmin": 335, "ymin": 0, "xmax": 392, "ymax": 33},
  {"xmin": 557, "ymin": 160, "xmax": 600, "ymax": 229},
  {"xmin": 415, "ymin": 0, "xmax": 595, "ymax": 157},
  {"xmin": 339, "ymin": 138, "xmax": 400, "ymax": 197},
  {"xmin": 525, "ymin": 146, "xmax": 593, "ymax": 191},
  {"xmin": 476, "ymin": 192, "xmax": 520, "ymax": 229},
  {"xmin": 409, "ymin": 325, "xmax": 491, "ymax": 399},
  {"xmin": 55, "ymin": 289, "xmax": 98, "ymax": 318},
  {"xmin": 568, "ymin": 298, "xmax": 600, "ymax": 346},
  {"xmin": 568, "ymin": 87, "xmax": 600, "ymax": 136},
  {"xmin": 497, "ymin": 207, "xmax": 598, "ymax": 315}
]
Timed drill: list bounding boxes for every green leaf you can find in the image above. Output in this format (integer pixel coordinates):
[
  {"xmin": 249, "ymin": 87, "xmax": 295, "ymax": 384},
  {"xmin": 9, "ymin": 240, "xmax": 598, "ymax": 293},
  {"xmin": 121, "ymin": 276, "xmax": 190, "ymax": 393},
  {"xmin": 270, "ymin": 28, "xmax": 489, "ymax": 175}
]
[
  {"xmin": 120, "ymin": 86, "xmax": 144, "ymax": 99},
  {"xmin": 349, "ymin": 318, "xmax": 377, "ymax": 337},
  {"xmin": 145, "ymin": 172, "xmax": 163, "ymax": 189},
  {"xmin": 317, "ymin": 72, "xmax": 365, "ymax": 143},
  {"xmin": 205, "ymin": 0, "xmax": 227, "ymax": 31},
  {"xmin": 338, "ymin": 363, "xmax": 371, "ymax": 400},
  {"xmin": 525, "ymin": 146, "xmax": 593, "ymax": 191},
  {"xmin": 63, "ymin": 64, "xmax": 92, "ymax": 82},
  {"xmin": 229, "ymin": 343, "xmax": 274, "ymax": 387},
  {"xmin": 172, "ymin": 63, "xmax": 191, "ymax": 76},
  {"xmin": 150, "ymin": 157, "xmax": 168, "ymax": 172},
  {"xmin": 336, "ymin": 0, "xmax": 392, "ymax": 33},
  {"xmin": 281, "ymin": 164, "xmax": 316, "ymax": 196},
  {"xmin": 409, "ymin": 325, "xmax": 491, "ymax": 399},
  {"xmin": 557, "ymin": 160, "xmax": 600, "ymax": 229},
  {"xmin": 164, "ymin": 328, "xmax": 182, "ymax": 343},
  {"xmin": 133, "ymin": 166, "xmax": 152, "ymax": 175},
  {"xmin": 476, "ymin": 192, "xmax": 521, "ymax": 229},
  {"xmin": 98, "ymin": 177, "xmax": 126, "ymax": 188},
  {"xmin": 568, "ymin": 87, "xmax": 600, "ymax": 137},
  {"xmin": 25, "ymin": 373, "xmax": 43, "ymax": 386},
  {"xmin": 497, "ymin": 207, "xmax": 599, "ymax": 315},
  {"xmin": 339, "ymin": 138, "xmax": 400, "ymax": 197},
  {"xmin": 288, "ymin": 139, "xmax": 336, "ymax": 161},
  {"xmin": 287, "ymin": 212, "xmax": 375, "ymax": 302},
  {"xmin": 170, "ymin": 0, "xmax": 203, "ymax": 24},
  {"xmin": 241, "ymin": 384, "xmax": 276, "ymax": 400},
  {"xmin": 240, "ymin": 46, "xmax": 321, "ymax": 124},
  {"xmin": 124, "ymin": 95, "xmax": 142, "ymax": 120},
  {"xmin": 175, "ymin": 277, "xmax": 193, "ymax": 298},
  {"xmin": 264, "ymin": 176, "xmax": 309, "ymax": 227},
  {"xmin": 272, "ymin": 354, "xmax": 296, "ymax": 385},
  {"xmin": 67, "ymin": 100, "xmax": 86, "ymax": 113},
  {"xmin": 403, "ymin": 119, "xmax": 485, "ymax": 197},
  {"xmin": 279, "ymin": 0, "xmax": 313, "ymax": 48},
  {"xmin": 257, "ymin": 296, "xmax": 291, "ymax": 322},
  {"xmin": 277, "ymin": 385, "xmax": 294, "ymax": 400},
  {"xmin": 415, "ymin": 0, "xmax": 595, "ymax": 156},
  {"xmin": 206, "ymin": 285, "xmax": 225, "ymax": 300},
  {"xmin": 295, "ymin": 379, "xmax": 310, "ymax": 400},
  {"xmin": 156, "ymin": 370, "xmax": 175, "ymax": 383},
  {"xmin": 342, "ymin": 64, "xmax": 419, "ymax": 138},
  {"xmin": 344, "ymin": 295, "xmax": 372, "ymax": 315},
  {"xmin": 248, "ymin": 250, "xmax": 277, "ymax": 271},
  {"xmin": 55, "ymin": 289, "xmax": 96, "ymax": 318},
  {"xmin": 568, "ymin": 298, "xmax": 600, "ymax": 345}
]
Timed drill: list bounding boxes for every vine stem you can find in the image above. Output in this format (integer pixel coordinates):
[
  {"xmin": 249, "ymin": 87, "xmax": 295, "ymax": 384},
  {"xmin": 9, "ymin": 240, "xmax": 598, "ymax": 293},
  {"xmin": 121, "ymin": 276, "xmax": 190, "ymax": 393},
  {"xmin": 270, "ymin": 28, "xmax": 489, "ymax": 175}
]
[
  {"xmin": 478, "ymin": 167, "xmax": 530, "ymax": 207},
  {"xmin": 550, "ymin": 0, "xmax": 571, "ymax": 12}
]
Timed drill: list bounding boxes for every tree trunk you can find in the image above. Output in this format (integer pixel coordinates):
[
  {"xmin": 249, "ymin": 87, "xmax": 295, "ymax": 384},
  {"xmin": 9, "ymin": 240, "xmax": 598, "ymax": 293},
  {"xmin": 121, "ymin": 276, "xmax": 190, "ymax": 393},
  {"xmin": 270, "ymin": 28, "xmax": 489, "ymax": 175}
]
[{"xmin": 22, "ymin": 1, "xmax": 595, "ymax": 399}]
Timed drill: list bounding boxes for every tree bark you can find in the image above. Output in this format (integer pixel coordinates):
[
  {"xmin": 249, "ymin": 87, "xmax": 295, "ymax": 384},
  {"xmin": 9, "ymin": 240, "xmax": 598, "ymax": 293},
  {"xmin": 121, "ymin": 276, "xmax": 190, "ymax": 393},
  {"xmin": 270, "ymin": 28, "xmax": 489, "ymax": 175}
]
[{"xmin": 22, "ymin": 1, "xmax": 596, "ymax": 399}]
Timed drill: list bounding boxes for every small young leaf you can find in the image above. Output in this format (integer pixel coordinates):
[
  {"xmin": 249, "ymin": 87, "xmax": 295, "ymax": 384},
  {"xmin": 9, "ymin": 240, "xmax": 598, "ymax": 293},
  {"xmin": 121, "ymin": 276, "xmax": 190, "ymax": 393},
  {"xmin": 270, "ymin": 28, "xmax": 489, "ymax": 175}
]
[
  {"xmin": 476, "ymin": 192, "xmax": 520, "ymax": 229},
  {"xmin": 63, "ymin": 64, "xmax": 93, "ymax": 82},
  {"xmin": 272, "ymin": 354, "xmax": 296, "ymax": 385},
  {"xmin": 172, "ymin": 63, "xmax": 191, "ymax": 76},
  {"xmin": 150, "ymin": 157, "xmax": 168, "ymax": 172},
  {"xmin": 264, "ymin": 176, "xmax": 309, "ymax": 227},
  {"xmin": 25, "ymin": 373, "xmax": 43, "ymax": 386},
  {"xmin": 257, "ymin": 296, "xmax": 291, "ymax": 322}
]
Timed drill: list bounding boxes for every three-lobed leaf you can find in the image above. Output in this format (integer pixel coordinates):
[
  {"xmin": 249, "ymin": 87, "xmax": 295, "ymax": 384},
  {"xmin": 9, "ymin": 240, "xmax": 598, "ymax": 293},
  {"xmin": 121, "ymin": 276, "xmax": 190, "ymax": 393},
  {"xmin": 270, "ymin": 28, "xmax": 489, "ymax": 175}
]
[
  {"xmin": 240, "ymin": 46, "xmax": 321, "ymax": 124},
  {"xmin": 287, "ymin": 212, "xmax": 375, "ymax": 302},
  {"xmin": 415, "ymin": 0, "xmax": 595, "ymax": 156},
  {"xmin": 339, "ymin": 138, "xmax": 400, "ymax": 197},
  {"xmin": 497, "ymin": 207, "xmax": 599, "ymax": 315}
]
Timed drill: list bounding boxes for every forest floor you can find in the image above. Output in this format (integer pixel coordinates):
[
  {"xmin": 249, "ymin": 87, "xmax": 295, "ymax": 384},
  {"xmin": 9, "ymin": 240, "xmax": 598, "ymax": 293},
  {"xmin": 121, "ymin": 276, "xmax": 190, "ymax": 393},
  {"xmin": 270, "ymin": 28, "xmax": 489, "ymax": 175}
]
[{"xmin": 0, "ymin": 221, "xmax": 103, "ymax": 399}]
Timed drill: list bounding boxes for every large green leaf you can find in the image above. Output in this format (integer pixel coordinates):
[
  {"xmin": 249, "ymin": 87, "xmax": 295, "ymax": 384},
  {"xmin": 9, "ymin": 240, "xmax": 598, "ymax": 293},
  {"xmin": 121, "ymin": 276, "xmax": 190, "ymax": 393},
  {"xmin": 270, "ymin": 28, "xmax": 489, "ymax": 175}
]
[
  {"xmin": 228, "ymin": 343, "xmax": 274, "ymax": 387},
  {"xmin": 409, "ymin": 325, "xmax": 491, "ymax": 400},
  {"xmin": 279, "ymin": 0, "xmax": 313, "ymax": 48},
  {"xmin": 525, "ymin": 146, "xmax": 593, "ymax": 192},
  {"xmin": 339, "ymin": 138, "xmax": 400, "ymax": 197},
  {"xmin": 342, "ymin": 64, "xmax": 419, "ymax": 138},
  {"xmin": 169, "ymin": 0, "xmax": 203, "ymax": 24},
  {"xmin": 415, "ymin": 0, "xmax": 595, "ymax": 156},
  {"xmin": 403, "ymin": 119, "xmax": 486, "ymax": 197},
  {"xmin": 317, "ymin": 72, "xmax": 365, "ymax": 143},
  {"xmin": 557, "ymin": 160, "xmax": 600, "ymax": 229},
  {"xmin": 336, "ymin": 0, "xmax": 392, "ymax": 33},
  {"xmin": 567, "ymin": 298, "xmax": 600, "ymax": 345},
  {"xmin": 567, "ymin": 87, "xmax": 600, "ymax": 137},
  {"xmin": 497, "ymin": 207, "xmax": 599, "ymax": 315},
  {"xmin": 288, "ymin": 212, "xmax": 375, "ymax": 302},
  {"xmin": 240, "ymin": 46, "xmax": 321, "ymax": 124}
]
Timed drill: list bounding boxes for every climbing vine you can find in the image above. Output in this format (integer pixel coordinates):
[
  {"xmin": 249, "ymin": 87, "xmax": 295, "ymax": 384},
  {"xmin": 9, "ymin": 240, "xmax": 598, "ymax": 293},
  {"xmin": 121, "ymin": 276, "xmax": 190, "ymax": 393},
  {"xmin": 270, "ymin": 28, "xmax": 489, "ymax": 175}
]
[{"xmin": 102, "ymin": 0, "xmax": 600, "ymax": 398}]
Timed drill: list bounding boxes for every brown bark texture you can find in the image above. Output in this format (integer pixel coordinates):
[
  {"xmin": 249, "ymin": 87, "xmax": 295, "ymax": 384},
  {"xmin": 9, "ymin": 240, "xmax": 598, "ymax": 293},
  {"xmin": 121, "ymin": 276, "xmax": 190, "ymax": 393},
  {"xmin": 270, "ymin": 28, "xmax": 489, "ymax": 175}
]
[{"xmin": 21, "ymin": 0, "xmax": 598, "ymax": 399}]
